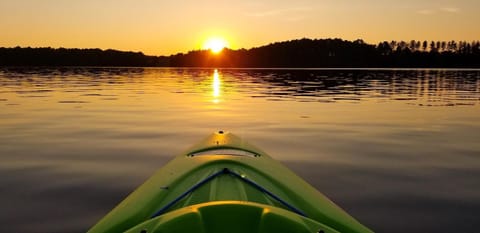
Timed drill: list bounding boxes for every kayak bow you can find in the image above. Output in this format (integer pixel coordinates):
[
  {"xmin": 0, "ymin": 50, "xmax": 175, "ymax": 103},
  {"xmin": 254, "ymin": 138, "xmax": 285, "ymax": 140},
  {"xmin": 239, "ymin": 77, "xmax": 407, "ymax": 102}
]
[{"xmin": 87, "ymin": 131, "xmax": 373, "ymax": 233}]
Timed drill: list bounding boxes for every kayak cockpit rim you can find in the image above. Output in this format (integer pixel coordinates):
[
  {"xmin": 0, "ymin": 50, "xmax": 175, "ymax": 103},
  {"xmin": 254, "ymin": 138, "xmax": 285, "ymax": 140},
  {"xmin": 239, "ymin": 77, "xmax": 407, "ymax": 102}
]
[{"xmin": 187, "ymin": 147, "xmax": 260, "ymax": 157}]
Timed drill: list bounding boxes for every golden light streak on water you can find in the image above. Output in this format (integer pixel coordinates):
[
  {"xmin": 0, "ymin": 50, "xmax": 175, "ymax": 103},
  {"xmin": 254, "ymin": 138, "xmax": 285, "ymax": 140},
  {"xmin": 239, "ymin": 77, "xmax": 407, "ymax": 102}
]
[{"xmin": 212, "ymin": 69, "xmax": 221, "ymax": 103}]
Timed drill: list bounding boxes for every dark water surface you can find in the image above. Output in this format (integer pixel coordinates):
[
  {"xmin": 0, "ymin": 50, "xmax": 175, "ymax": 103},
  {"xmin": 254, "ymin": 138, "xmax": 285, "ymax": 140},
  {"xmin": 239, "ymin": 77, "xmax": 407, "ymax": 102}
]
[{"xmin": 1, "ymin": 67, "xmax": 479, "ymax": 233}]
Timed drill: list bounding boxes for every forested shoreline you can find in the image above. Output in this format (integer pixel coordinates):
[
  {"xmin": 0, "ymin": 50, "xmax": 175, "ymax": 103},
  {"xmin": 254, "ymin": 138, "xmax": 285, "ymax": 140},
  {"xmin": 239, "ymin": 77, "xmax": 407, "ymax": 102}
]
[{"xmin": 1, "ymin": 38, "xmax": 479, "ymax": 67}]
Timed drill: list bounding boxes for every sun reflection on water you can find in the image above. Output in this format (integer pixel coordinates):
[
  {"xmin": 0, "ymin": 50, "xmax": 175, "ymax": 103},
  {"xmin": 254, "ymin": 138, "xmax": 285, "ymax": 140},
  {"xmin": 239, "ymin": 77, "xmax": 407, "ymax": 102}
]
[{"xmin": 212, "ymin": 69, "xmax": 221, "ymax": 103}]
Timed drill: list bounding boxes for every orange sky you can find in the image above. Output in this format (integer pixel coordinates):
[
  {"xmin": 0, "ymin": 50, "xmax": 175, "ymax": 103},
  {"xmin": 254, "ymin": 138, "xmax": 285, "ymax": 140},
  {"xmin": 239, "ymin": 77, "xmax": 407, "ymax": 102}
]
[{"xmin": 1, "ymin": 0, "xmax": 479, "ymax": 55}]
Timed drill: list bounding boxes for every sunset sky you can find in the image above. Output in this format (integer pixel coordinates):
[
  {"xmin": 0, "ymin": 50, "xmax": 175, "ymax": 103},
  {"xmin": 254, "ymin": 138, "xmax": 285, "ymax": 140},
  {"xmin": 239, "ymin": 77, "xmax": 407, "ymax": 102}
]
[{"xmin": 1, "ymin": 0, "xmax": 479, "ymax": 55}]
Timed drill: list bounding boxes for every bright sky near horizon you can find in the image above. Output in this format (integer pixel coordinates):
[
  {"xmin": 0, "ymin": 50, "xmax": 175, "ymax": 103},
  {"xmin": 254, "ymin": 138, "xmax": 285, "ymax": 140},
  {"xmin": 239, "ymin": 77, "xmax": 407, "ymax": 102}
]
[{"xmin": 1, "ymin": 0, "xmax": 479, "ymax": 55}]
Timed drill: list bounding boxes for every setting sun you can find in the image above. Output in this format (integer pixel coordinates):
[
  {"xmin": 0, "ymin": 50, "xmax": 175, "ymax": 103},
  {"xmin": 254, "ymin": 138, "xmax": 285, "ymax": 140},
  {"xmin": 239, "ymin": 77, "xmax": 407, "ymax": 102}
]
[{"xmin": 203, "ymin": 37, "xmax": 228, "ymax": 53}]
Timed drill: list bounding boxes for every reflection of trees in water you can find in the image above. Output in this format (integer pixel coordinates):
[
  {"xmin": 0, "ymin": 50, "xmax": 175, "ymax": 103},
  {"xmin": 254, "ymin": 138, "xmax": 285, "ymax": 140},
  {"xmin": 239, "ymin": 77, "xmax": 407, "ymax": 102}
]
[
  {"xmin": 238, "ymin": 69, "xmax": 480, "ymax": 106},
  {"xmin": 1, "ymin": 67, "xmax": 146, "ymax": 76},
  {"xmin": 1, "ymin": 68, "xmax": 478, "ymax": 106},
  {"xmin": 0, "ymin": 67, "xmax": 147, "ymax": 90}
]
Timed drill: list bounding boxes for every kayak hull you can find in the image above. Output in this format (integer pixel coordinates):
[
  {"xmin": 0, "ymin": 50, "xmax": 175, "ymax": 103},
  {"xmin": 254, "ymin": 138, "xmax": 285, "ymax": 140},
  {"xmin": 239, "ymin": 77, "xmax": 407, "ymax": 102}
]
[{"xmin": 87, "ymin": 131, "xmax": 373, "ymax": 233}]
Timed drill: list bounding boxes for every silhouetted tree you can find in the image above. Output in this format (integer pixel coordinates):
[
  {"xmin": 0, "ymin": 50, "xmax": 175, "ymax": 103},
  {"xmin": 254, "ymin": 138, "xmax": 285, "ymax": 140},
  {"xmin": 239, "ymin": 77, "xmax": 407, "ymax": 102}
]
[
  {"xmin": 390, "ymin": 41, "xmax": 398, "ymax": 51},
  {"xmin": 448, "ymin": 40, "xmax": 457, "ymax": 52},
  {"xmin": 430, "ymin": 41, "xmax": 437, "ymax": 53},
  {"xmin": 409, "ymin": 40, "xmax": 416, "ymax": 51},
  {"xmin": 377, "ymin": 41, "xmax": 392, "ymax": 55},
  {"xmin": 415, "ymin": 41, "xmax": 421, "ymax": 51},
  {"xmin": 441, "ymin": 41, "xmax": 447, "ymax": 52},
  {"xmin": 472, "ymin": 41, "xmax": 480, "ymax": 55}
]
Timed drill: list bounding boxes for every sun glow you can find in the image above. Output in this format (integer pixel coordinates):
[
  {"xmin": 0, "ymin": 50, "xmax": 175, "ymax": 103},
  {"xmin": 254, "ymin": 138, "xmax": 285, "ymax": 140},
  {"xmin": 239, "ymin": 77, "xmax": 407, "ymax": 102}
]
[{"xmin": 204, "ymin": 37, "xmax": 228, "ymax": 53}]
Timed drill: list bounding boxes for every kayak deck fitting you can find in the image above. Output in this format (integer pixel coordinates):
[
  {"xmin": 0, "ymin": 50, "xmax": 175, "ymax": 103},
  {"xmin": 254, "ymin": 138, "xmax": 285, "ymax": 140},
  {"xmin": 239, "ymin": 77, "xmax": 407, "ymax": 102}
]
[{"xmin": 87, "ymin": 131, "xmax": 373, "ymax": 233}]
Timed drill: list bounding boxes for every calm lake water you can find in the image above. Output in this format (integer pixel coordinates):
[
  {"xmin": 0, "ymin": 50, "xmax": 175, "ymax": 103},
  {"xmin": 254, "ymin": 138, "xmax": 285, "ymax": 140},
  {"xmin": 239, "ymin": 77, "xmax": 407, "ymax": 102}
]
[{"xmin": 1, "ymin": 67, "xmax": 479, "ymax": 233}]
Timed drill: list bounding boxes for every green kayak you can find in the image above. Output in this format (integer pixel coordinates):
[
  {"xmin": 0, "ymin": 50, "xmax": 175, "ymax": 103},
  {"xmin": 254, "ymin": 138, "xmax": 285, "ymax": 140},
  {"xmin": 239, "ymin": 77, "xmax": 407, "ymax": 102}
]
[{"xmin": 88, "ymin": 131, "xmax": 373, "ymax": 233}]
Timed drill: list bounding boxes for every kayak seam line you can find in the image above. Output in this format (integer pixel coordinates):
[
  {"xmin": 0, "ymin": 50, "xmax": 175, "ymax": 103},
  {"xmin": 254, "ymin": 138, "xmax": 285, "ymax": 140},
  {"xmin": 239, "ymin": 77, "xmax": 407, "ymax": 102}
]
[
  {"xmin": 227, "ymin": 169, "xmax": 307, "ymax": 217},
  {"xmin": 150, "ymin": 168, "xmax": 307, "ymax": 218},
  {"xmin": 150, "ymin": 169, "xmax": 226, "ymax": 218}
]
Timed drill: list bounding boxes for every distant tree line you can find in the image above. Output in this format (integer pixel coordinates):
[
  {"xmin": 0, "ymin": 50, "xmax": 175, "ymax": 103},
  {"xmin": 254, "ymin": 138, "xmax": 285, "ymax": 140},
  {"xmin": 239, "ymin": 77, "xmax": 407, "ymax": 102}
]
[
  {"xmin": 1, "ymin": 38, "xmax": 479, "ymax": 67},
  {"xmin": 0, "ymin": 47, "xmax": 164, "ymax": 66},
  {"xmin": 166, "ymin": 39, "xmax": 378, "ymax": 67},
  {"xmin": 375, "ymin": 39, "xmax": 480, "ymax": 67},
  {"xmin": 166, "ymin": 38, "xmax": 480, "ymax": 68}
]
